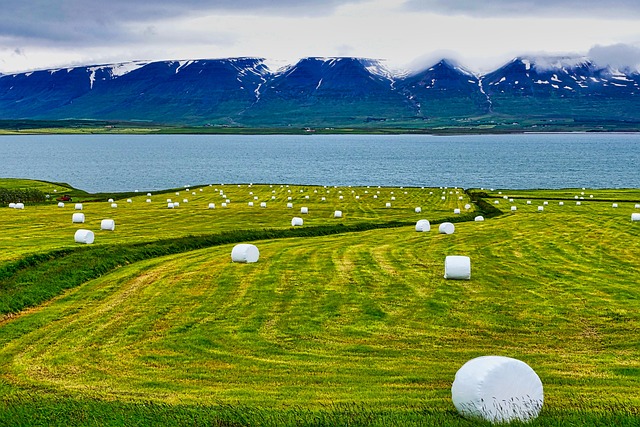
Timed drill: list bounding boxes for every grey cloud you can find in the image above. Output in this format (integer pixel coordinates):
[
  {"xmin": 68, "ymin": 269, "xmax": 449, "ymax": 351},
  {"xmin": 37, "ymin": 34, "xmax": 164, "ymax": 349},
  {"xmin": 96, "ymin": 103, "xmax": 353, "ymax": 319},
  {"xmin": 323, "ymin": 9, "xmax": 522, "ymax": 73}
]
[
  {"xmin": 403, "ymin": 0, "xmax": 640, "ymax": 18},
  {"xmin": 588, "ymin": 43, "xmax": 640, "ymax": 70},
  {"xmin": 0, "ymin": 0, "xmax": 363, "ymax": 45}
]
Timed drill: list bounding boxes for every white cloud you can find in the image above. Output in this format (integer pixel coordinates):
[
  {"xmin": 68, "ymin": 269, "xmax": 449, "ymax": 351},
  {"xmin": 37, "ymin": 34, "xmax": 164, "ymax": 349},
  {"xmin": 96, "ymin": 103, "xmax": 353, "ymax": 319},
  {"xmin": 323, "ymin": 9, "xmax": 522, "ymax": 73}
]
[{"xmin": 588, "ymin": 43, "xmax": 640, "ymax": 71}]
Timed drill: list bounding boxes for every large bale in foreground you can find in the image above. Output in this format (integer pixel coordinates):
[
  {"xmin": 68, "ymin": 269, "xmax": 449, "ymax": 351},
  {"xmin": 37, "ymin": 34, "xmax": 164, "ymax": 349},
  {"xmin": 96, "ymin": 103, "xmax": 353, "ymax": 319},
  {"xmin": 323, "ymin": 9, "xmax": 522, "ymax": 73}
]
[
  {"xmin": 231, "ymin": 244, "xmax": 260, "ymax": 263},
  {"xmin": 439, "ymin": 222, "xmax": 455, "ymax": 234},
  {"xmin": 415, "ymin": 219, "xmax": 431, "ymax": 232},
  {"xmin": 100, "ymin": 219, "xmax": 115, "ymax": 231},
  {"xmin": 74, "ymin": 229, "xmax": 94, "ymax": 244},
  {"xmin": 452, "ymin": 356, "xmax": 544, "ymax": 423},
  {"xmin": 444, "ymin": 255, "xmax": 470, "ymax": 280}
]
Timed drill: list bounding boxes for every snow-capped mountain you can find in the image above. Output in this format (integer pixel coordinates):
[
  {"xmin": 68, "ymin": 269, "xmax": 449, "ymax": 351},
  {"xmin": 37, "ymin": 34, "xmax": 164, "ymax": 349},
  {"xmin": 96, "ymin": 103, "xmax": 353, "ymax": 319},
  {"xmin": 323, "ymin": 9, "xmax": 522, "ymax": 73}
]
[{"xmin": 1, "ymin": 55, "xmax": 639, "ymax": 126}]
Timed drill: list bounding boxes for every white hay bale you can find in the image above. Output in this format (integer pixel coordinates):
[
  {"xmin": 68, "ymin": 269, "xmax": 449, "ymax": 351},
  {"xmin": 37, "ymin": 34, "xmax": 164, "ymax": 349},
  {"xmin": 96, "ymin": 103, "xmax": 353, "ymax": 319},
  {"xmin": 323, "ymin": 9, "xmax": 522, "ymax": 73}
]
[
  {"xmin": 334, "ymin": 210, "xmax": 343, "ymax": 218},
  {"xmin": 415, "ymin": 219, "xmax": 431, "ymax": 232},
  {"xmin": 72, "ymin": 213, "xmax": 85, "ymax": 223},
  {"xmin": 451, "ymin": 356, "xmax": 543, "ymax": 423},
  {"xmin": 355, "ymin": 196, "xmax": 360, "ymax": 200},
  {"xmin": 439, "ymin": 222, "xmax": 455, "ymax": 234},
  {"xmin": 465, "ymin": 204, "xmax": 471, "ymax": 210},
  {"xmin": 511, "ymin": 206, "xmax": 517, "ymax": 211},
  {"xmin": 559, "ymin": 201, "xmax": 564, "ymax": 206},
  {"xmin": 74, "ymin": 229, "xmax": 94, "ymax": 244},
  {"xmin": 111, "ymin": 203, "xmax": 118, "ymax": 208},
  {"xmin": 225, "ymin": 199, "xmax": 230, "ymax": 203},
  {"xmin": 208, "ymin": 203, "xmax": 215, "ymax": 209},
  {"xmin": 58, "ymin": 202, "xmax": 65, "ymax": 208},
  {"xmin": 9, "ymin": 203, "xmax": 16, "ymax": 208},
  {"xmin": 15, "ymin": 203, "xmax": 24, "ymax": 209},
  {"xmin": 287, "ymin": 202, "xmax": 293, "ymax": 208},
  {"xmin": 254, "ymin": 196, "xmax": 259, "ymax": 200},
  {"xmin": 386, "ymin": 202, "xmax": 392, "ymax": 208},
  {"xmin": 271, "ymin": 196, "xmax": 276, "ymax": 200},
  {"xmin": 631, "ymin": 213, "xmax": 640, "ymax": 222},
  {"xmin": 503, "ymin": 196, "xmax": 508, "ymax": 200},
  {"xmin": 459, "ymin": 196, "xmax": 464, "ymax": 201},
  {"xmin": 260, "ymin": 202, "xmax": 267, "ymax": 208},
  {"xmin": 442, "ymin": 196, "xmax": 446, "ymax": 200},
  {"xmin": 538, "ymin": 206, "xmax": 544, "ymax": 211},
  {"xmin": 167, "ymin": 198, "xmax": 172, "ymax": 203},
  {"xmin": 175, "ymin": 192, "xmax": 180, "ymax": 195},
  {"xmin": 146, "ymin": 199, "xmax": 151, "ymax": 203},
  {"xmin": 612, "ymin": 203, "xmax": 618, "ymax": 208},
  {"xmin": 174, "ymin": 202, "xmax": 180, "ymax": 207},
  {"xmin": 288, "ymin": 196, "xmax": 292, "ymax": 201},
  {"xmin": 474, "ymin": 216, "xmax": 484, "ymax": 222},
  {"xmin": 454, "ymin": 208, "xmax": 461, "ymax": 214},
  {"xmin": 75, "ymin": 203, "xmax": 83, "ymax": 210},
  {"xmin": 494, "ymin": 201, "xmax": 499, "ymax": 205},
  {"xmin": 526, "ymin": 200, "xmax": 531, "ymax": 205},
  {"xmin": 415, "ymin": 207, "xmax": 422, "ymax": 213},
  {"xmin": 221, "ymin": 202, "xmax": 227, "ymax": 207},
  {"xmin": 305, "ymin": 195, "xmax": 310, "ymax": 199},
  {"xmin": 183, "ymin": 199, "xmax": 188, "ymax": 203},
  {"xmin": 249, "ymin": 191, "xmax": 253, "ymax": 195},
  {"xmin": 301, "ymin": 207, "xmax": 309, "ymax": 214},
  {"xmin": 635, "ymin": 204, "xmax": 640, "ymax": 209},
  {"xmin": 248, "ymin": 201, "xmax": 254, "ymax": 207},
  {"xmin": 391, "ymin": 196, "xmax": 396, "ymax": 201},
  {"xmin": 339, "ymin": 195, "xmax": 344, "ymax": 200},
  {"xmin": 100, "ymin": 219, "xmax": 115, "ymax": 231},
  {"xmin": 231, "ymin": 244, "xmax": 260, "ymax": 263},
  {"xmin": 291, "ymin": 217, "xmax": 303, "ymax": 227},
  {"xmin": 167, "ymin": 203, "xmax": 175, "ymax": 209},
  {"xmin": 374, "ymin": 195, "xmax": 378, "ymax": 199},
  {"xmin": 321, "ymin": 197, "xmax": 326, "ymax": 201},
  {"xmin": 108, "ymin": 198, "xmax": 114, "ymax": 203},
  {"xmin": 147, "ymin": 193, "xmax": 152, "ymax": 197},
  {"xmin": 576, "ymin": 201, "xmax": 581, "ymax": 206},
  {"xmin": 509, "ymin": 198, "xmax": 513, "ymax": 202},
  {"xmin": 444, "ymin": 255, "xmax": 470, "ymax": 280},
  {"xmin": 543, "ymin": 201, "xmax": 548, "ymax": 206},
  {"xmin": 574, "ymin": 195, "xmax": 579, "ymax": 199},
  {"xmin": 127, "ymin": 199, "xmax": 132, "ymax": 203}
]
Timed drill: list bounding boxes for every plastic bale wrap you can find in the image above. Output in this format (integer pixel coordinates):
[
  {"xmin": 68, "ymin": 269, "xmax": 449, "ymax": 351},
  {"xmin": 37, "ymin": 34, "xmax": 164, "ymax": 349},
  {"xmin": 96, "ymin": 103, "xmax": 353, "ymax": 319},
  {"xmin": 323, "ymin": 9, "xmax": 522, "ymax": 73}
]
[
  {"xmin": 74, "ymin": 229, "xmax": 94, "ymax": 244},
  {"xmin": 100, "ymin": 219, "xmax": 115, "ymax": 231},
  {"xmin": 451, "ymin": 356, "xmax": 544, "ymax": 423},
  {"xmin": 474, "ymin": 216, "xmax": 484, "ymax": 222},
  {"xmin": 415, "ymin": 207, "xmax": 422, "ymax": 213},
  {"xmin": 632, "ymin": 213, "xmax": 640, "ymax": 222},
  {"xmin": 559, "ymin": 202, "xmax": 564, "ymax": 206},
  {"xmin": 146, "ymin": 199, "xmax": 152, "ymax": 203},
  {"xmin": 415, "ymin": 219, "xmax": 431, "ymax": 232},
  {"xmin": 111, "ymin": 203, "xmax": 118, "ymax": 208},
  {"xmin": 334, "ymin": 210, "xmax": 343, "ymax": 218},
  {"xmin": 444, "ymin": 255, "xmax": 470, "ymax": 280},
  {"xmin": 635, "ymin": 204, "xmax": 640, "ymax": 209},
  {"xmin": 58, "ymin": 202, "xmax": 65, "ymax": 208},
  {"xmin": 511, "ymin": 206, "xmax": 517, "ymax": 211},
  {"xmin": 538, "ymin": 206, "xmax": 544, "ymax": 212},
  {"xmin": 15, "ymin": 203, "xmax": 24, "ymax": 209},
  {"xmin": 454, "ymin": 208, "xmax": 461, "ymax": 214},
  {"xmin": 612, "ymin": 203, "xmax": 618, "ymax": 208},
  {"xmin": 9, "ymin": 203, "xmax": 16, "ymax": 208},
  {"xmin": 208, "ymin": 203, "xmax": 215, "ymax": 209},
  {"xmin": 439, "ymin": 222, "xmax": 455, "ymax": 234},
  {"xmin": 127, "ymin": 199, "xmax": 132, "ymax": 203},
  {"xmin": 386, "ymin": 202, "xmax": 391, "ymax": 208},
  {"xmin": 75, "ymin": 203, "xmax": 83, "ymax": 210},
  {"xmin": 260, "ymin": 202, "xmax": 267, "ymax": 208},
  {"xmin": 167, "ymin": 203, "xmax": 175, "ymax": 209},
  {"xmin": 287, "ymin": 202, "xmax": 293, "ymax": 208},
  {"xmin": 72, "ymin": 213, "xmax": 85, "ymax": 223},
  {"xmin": 291, "ymin": 217, "xmax": 303, "ymax": 227},
  {"xmin": 301, "ymin": 207, "xmax": 309, "ymax": 214},
  {"xmin": 465, "ymin": 204, "xmax": 471, "ymax": 210},
  {"xmin": 231, "ymin": 244, "xmax": 260, "ymax": 263},
  {"xmin": 248, "ymin": 202, "xmax": 254, "ymax": 207}
]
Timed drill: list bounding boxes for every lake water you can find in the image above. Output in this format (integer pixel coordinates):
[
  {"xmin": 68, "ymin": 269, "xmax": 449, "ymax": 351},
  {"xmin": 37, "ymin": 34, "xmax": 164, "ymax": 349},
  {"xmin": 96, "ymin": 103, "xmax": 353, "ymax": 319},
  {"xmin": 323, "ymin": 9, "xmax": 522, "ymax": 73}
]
[{"xmin": 0, "ymin": 133, "xmax": 638, "ymax": 192}]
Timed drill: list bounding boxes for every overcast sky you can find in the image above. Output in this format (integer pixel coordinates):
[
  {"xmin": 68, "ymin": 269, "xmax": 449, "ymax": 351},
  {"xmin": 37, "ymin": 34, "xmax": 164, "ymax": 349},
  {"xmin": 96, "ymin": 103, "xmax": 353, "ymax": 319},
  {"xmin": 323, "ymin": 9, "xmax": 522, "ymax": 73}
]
[{"xmin": 2, "ymin": 0, "xmax": 640, "ymax": 74}]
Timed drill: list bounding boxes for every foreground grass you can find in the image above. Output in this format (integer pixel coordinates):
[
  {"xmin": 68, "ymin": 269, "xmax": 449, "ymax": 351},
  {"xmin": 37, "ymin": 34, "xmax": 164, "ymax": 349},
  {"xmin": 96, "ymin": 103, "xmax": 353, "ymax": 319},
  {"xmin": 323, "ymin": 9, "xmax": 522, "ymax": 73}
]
[{"xmin": 1, "ymin": 180, "xmax": 639, "ymax": 425}]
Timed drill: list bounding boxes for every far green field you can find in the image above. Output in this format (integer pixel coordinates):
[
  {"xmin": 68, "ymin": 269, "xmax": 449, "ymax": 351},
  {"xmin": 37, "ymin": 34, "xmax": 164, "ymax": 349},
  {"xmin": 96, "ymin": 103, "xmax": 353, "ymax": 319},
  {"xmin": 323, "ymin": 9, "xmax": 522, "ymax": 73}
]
[{"xmin": 1, "ymin": 179, "xmax": 639, "ymax": 426}]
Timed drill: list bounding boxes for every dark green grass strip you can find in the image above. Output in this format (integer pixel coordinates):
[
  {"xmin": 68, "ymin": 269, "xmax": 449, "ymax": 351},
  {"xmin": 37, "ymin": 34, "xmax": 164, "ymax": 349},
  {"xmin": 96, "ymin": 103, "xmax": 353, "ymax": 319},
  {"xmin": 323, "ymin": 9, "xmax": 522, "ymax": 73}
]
[{"xmin": 1, "ymin": 396, "xmax": 639, "ymax": 427}]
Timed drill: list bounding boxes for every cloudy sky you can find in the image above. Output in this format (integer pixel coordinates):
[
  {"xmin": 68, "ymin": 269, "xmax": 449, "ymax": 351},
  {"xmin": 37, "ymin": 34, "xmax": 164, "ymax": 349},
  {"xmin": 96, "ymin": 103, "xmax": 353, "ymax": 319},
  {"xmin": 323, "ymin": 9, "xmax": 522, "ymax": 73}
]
[{"xmin": 2, "ymin": 0, "xmax": 640, "ymax": 74}]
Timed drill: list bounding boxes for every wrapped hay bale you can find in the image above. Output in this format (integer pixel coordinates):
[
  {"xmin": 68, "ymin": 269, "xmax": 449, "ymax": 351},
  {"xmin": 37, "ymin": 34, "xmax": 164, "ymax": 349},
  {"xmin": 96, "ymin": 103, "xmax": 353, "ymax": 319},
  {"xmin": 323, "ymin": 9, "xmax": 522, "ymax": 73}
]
[
  {"xmin": 559, "ymin": 202, "xmax": 564, "ymax": 206},
  {"xmin": 146, "ymin": 199, "xmax": 152, "ymax": 203},
  {"xmin": 576, "ymin": 201, "xmax": 581, "ymax": 206},
  {"xmin": 321, "ymin": 197, "xmax": 326, "ymax": 201},
  {"xmin": 439, "ymin": 222, "xmax": 455, "ymax": 234},
  {"xmin": 74, "ymin": 229, "xmax": 94, "ymax": 244},
  {"xmin": 612, "ymin": 203, "xmax": 618, "ymax": 208},
  {"xmin": 386, "ymin": 202, "xmax": 392, "ymax": 208},
  {"xmin": 111, "ymin": 203, "xmax": 118, "ymax": 208},
  {"xmin": 301, "ymin": 207, "xmax": 309, "ymax": 214},
  {"xmin": 451, "ymin": 356, "xmax": 543, "ymax": 423},
  {"xmin": 465, "ymin": 204, "xmax": 471, "ymax": 210},
  {"xmin": 334, "ymin": 210, "xmax": 343, "ymax": 218},
  {"xmin": 474, "ymin": 216, "xmax": 484, "ymax": 222},
  {"xmin": 374, "ymin": 195, "xmax": 378, "ymax": 199},
  {"xmin": 291, "ymin": 217, "xmax": 303, "ymax": 227},
  {"xmin": 208, "ymin": 203, "xmax": 216, "ymax": 209},
  {"xmin": 391, "ymin": 196, "xmax": 396, "ymax": 201},
  {"xmin": 631, "ymin": 213, "xmax": 640, "ymax": 222},
  {"xmin": 635, "ymin": 204, "xmax": 640, "ymax": 209},
  {"xmin": 260, "ymin": 202, "xmax": 267, "ymax": 208},
  {"xmin": 415, "ymin": 207, "xmax": 422, "ymax": 213},
  {"xmin": 58, "ymin": 202, "xmax": 65, "ymax": 208},
  {"xmin": 231, "ymin": 244, "xmax": 260, "ymax": 263},
  {"xmin": 108, "ymin": 198, "xmax": 114, "ymax": 203},
  {"xmin": 75, "ymin": 203, "xmax": 83, "ymax": 210},
  {"xmin": 167, "ymin": 198, "xmax": 172, "ymax": 203},
  {"xmin": 526, "ymin": 200, "xmax": 531, "ymax": 205},
  {"xmin": 454, "ymin": 208, "xmax": 461, "ymax": 214},
  {"xmin": 287, "ymin": 202, "xmax": 293, "ymax": 208},
  {"xmin": 15, "ymin": 203, "xmax": 25, "ymax": 209},
  {"xmin": 9, "ymin": 203, "xmax": 16, "ymax": 208},
  {"xmin": 183, "ymin": 199, "xmax": 189, "ymax": 203},
  {"xmin": 511, "ymin": 206, "xmax": 517, "ymax": 211},
  {"xmin": 444, "ymin": 255, "xmax": 470, "ymax": 280},
  {"xmin": 221, "ymin": 202, "xmax": 227, "ymax": 207},
  {"xmin": 248, "ymin": 201, "xmax": 254, "ymax": 207},
  {"xmin": 72, "ymin": 213, "xmax": 85, "ymax": 223},
  {"xmin": 167, "ymin": 203, "xmax": 175, "ymax": 209},
  {"xmin": 494, "ymin": 201, "xmax": 499, "ymax": 205},
  {"xmin": 543, "ymin": 201, "xmax": 548, "ymax": 206},
  {"xmin": 415, "ymin": 219, "xmax": 431, "ymax": 232},
  {"xmin": 147, "ymin": 193, "xmax": 152, "ymax": 197},
  {"xmin": 127, "ymin": 199, "xmax": 132, "ymax": 203},
  {"xmin": 174, "ymin": 202, "xmax": 180, "ymax": 207},
  {"xmin": 100, "ymin": 219, "xmax": 115, "ymax": 231}
]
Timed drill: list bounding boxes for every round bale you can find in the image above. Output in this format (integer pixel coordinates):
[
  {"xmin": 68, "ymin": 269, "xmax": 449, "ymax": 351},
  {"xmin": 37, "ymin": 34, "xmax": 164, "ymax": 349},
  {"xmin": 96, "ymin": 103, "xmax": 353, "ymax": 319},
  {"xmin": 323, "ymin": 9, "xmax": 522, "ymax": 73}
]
[
  {"xmin": 474, "ymin": 216, "xmax": 484, "ymax": 222},
  {"xmin": 100, "ymin": 219, "xmax": 115, "ymax": 231},
  {"xmin": 334, "ymin": 210, "xmax": 343, "ymax": 218},
  {"xmin": 444, "ymin": 255, "xmax": 470, "ymax": 280},
  {"xmin": 415, "ymin": 207, "xmax": 422, "ymax": 213},
  {"xmin": 415, "ymin": 219, "xmax": 431, "ymax": 232},
  {"xmin": 291, "ymin": 217, "xmax": 303, "ymax": 227},
  {"xmin": 58, "ymin": 202, "xmax": 65, "ymax": 208},
  {"xmin": 167, "ymin": 203, "xmax": 175, "ymax": 209},
  {"xmin": 301, "ymin": 207, "xmax": 309, "ymax": 214},
  {"xmin": 208, "ymin": 203, "xmax": 215, "ymax": 209},
  {"xmin": 15, "ymin": 203, "xmax": 25, "ymax": 209},
  {"xmin": 231, "ymin": 244, "xmax": 260, "ymax": 263},
  {"xmin": 72, "ymin": 213, "xmax": 85, "ymax": 223},
  {"xmin": 74, "ymin": 229, "xmax": 94, "ymax": 244},
  {"xmin": 632, "ymin": 213, "xmax": 640, "ymax": 222},
  {"xmin": 439, "ymin": 222, "xmax": 455, "ymax": 234},
  {"xmin": 75, "ymin": 203, "xmax": 83, "ymax": 210},
  {"xmin": 454, "ymin": 208, "xmax": 461, "ymax": 214},
  {"xmin": 451, "ymin": 356, "xmax": 543, "ymax": 423}
]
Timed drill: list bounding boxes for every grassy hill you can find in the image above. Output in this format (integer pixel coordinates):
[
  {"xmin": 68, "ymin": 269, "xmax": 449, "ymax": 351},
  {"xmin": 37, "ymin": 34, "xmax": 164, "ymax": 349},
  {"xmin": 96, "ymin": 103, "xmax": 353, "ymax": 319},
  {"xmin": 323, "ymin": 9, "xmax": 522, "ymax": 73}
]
[{"xmin": 1, "ymin": 179, "xmax": 639, "ymax": 426}]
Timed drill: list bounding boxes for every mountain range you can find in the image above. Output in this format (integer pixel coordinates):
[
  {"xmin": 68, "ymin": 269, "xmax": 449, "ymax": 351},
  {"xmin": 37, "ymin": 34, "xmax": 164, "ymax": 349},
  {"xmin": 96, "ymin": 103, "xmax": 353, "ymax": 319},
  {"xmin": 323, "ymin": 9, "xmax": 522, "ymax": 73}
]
[{"xmin": 1, "ymin": 56, "xmax": 639, "ymax": 128}]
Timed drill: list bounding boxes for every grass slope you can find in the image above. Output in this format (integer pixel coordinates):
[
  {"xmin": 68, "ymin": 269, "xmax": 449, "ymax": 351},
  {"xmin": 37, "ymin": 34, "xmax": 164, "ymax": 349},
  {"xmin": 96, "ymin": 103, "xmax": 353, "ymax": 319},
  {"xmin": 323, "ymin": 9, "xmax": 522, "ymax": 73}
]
[{"xmin": 1, "ymin": 179, "xmax": 639, "ymax": 425}]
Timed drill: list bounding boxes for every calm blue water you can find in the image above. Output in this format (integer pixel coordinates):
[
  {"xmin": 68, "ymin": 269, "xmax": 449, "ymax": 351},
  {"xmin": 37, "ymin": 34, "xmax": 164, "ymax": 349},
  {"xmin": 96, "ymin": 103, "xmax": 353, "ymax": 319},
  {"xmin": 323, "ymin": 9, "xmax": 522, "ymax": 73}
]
[{"xmin": 0, "ymin": 133, "xmax": 638, "ymax": 192}]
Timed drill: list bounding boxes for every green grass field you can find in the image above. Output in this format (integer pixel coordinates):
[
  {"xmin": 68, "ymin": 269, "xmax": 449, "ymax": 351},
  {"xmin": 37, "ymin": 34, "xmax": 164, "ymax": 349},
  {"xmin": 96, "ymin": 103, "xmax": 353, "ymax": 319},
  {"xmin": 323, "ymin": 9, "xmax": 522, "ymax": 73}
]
[{"xmin": 1, "ymin": 179, "xmax": 639, "ymax": 426}]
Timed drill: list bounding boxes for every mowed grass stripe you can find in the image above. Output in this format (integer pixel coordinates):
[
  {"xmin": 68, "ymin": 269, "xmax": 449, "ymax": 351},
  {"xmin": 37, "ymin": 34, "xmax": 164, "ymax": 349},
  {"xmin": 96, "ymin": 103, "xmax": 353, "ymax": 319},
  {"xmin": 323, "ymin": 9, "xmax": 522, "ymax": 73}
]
[{"xmin": 1, "ymin": 208, "xmax": 639, "ymax": 413}]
